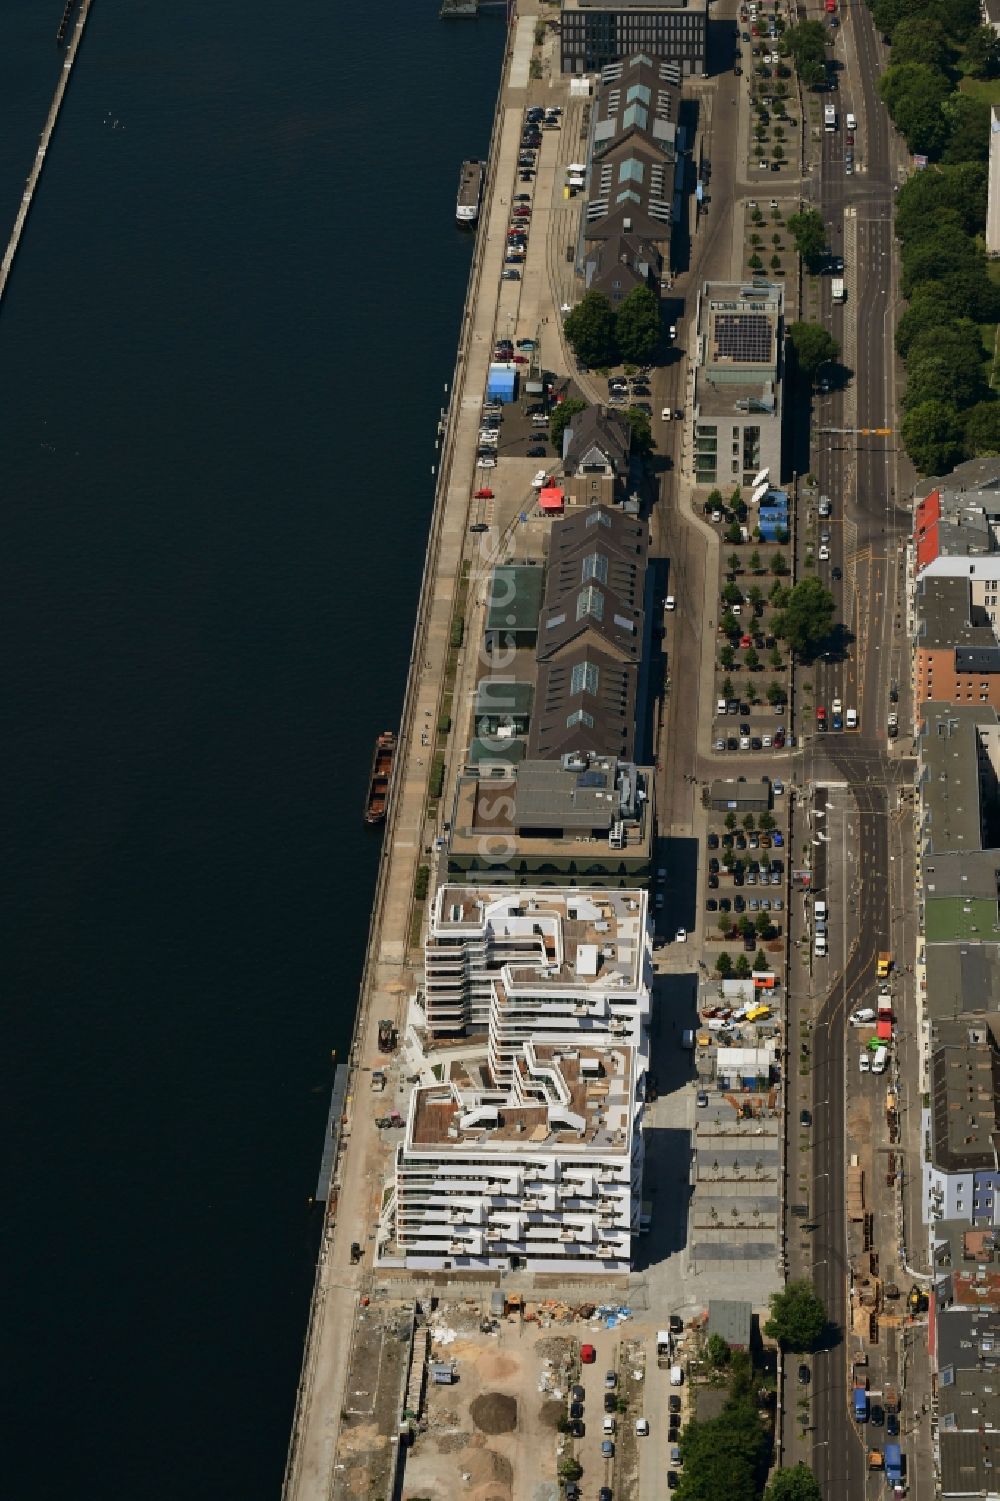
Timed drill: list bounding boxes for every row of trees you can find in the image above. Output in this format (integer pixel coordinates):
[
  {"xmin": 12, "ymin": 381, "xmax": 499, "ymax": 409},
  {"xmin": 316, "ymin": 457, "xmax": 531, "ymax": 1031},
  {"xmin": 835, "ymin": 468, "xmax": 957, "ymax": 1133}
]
[
  {"xmin": 563, "ymin": 285, "xmax": 660, "ymax": 367},
  {"xmin": 892, "ymin": 159, "xmax": 1000, "ymax": 472},
  {"xmin": 874, "ymin": 0, "xmax": 997, "ymax": 161}
]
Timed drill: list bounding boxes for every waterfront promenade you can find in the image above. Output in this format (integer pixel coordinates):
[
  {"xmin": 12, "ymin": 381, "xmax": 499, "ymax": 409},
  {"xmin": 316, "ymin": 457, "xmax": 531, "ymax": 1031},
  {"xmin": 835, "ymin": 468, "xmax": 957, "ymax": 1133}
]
[
  {"xmin": 281, "ymin": 9, "xmax": 547, "ymax": 1499},
  {"xmin": 0, "ymin": 0, "xmax": 94, "ymax": 307}
]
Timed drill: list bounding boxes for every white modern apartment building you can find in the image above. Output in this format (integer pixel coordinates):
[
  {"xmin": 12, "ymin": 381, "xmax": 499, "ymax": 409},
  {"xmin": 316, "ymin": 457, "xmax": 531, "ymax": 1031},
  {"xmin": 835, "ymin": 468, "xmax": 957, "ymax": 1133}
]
[
  {"xmin": 377, "ymin": 884, "xmax": 653, "ymax": 1273},
  {"xmin": 423, "ymin": 886, "xmax": 652, "ymax": 1078},
  {"xmin": 384, "ymin": 1040, "xmax": 642, "ymax": 1274}
]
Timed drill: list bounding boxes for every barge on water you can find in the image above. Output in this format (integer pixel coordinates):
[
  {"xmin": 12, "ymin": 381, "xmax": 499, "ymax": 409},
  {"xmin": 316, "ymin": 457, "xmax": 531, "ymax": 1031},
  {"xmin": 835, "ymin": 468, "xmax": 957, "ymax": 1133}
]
[
  {"xmin": 456, "ymin": 159, "xmax": 485, "ymax": 226},
  {"xmin": 364, "ymin": 731, "xmax": 396, "ymax": 824}
]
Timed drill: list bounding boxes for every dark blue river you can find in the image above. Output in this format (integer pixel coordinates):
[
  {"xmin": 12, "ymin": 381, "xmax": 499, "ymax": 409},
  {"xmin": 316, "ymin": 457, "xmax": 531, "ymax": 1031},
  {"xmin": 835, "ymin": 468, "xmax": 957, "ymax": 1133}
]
[{"xmin": 0, "ymin": 2, "xmax": 502, "ymax": 1494}]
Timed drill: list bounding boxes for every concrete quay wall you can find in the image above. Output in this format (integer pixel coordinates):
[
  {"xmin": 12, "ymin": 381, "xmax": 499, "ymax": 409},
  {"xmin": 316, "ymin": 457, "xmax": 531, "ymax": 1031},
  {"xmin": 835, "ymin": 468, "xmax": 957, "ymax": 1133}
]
[{"xmin": 280, "ymin": 14, "xmax": 533, "ymax": 1500}]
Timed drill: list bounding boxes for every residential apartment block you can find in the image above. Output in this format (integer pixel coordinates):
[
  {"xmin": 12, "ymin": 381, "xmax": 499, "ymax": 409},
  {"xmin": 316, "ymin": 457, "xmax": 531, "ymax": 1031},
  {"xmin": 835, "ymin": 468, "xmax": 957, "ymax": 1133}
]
[
  {"xmin": 422, "ymin": 884, "xmax": 651, "ymax": 1048},
  {"xmin": 924, "ymin": 1020, "xmax": 1000, "ymax": 1229},
  {"xmin": 914, "ymin": 574, "xmax": 1000, "ymax": 712},
  {"xmin": 384, "ymin": 1041, "xmax": 643, "ymax": 1274}
]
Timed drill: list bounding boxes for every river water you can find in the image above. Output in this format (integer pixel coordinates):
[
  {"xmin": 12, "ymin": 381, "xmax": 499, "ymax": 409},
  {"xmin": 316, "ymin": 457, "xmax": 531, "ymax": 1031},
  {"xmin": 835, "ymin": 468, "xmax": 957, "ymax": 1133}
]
[{"xmin": 1, "ymin": 2, "xmax": 502, "ymax": 1494}]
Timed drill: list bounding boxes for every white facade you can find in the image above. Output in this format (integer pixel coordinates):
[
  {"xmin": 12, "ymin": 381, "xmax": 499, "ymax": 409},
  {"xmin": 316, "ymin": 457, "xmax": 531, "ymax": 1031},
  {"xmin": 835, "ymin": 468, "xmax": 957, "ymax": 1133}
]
[
  {"xmin": 989, "ymin": 107, "xmax": 1000, "ymax": 256},
  {"xmin": 385, "ymin": 1041, "xmax": 642, "ymax": 1273},
  {"xmin": 423, "ymin": 886, "xmax": 652, "ymax": 1060}
]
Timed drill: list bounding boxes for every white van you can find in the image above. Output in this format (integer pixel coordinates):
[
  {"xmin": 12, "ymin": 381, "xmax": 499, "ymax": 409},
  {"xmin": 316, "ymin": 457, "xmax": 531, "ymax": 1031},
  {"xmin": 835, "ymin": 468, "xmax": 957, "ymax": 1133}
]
[
  {"xmin": 814, "ymin": 900, "xmax": 827, "ymax": 921},
  {"xmin": 846, "ymin": 708, "xmax": 858, "ymax": 729},
  {"xmin": 669, "ymin": 1364, "xmax": 684, "ymax": 1386},
  {"xmin": 859, "ymin": 1051, "xmax": 870, "ymax": 1073},
  {"xmin": 871, "ymin": 1045, "xmax": 888, "ymax": 1074},
  {"xmin": 603, "ymin": 1416, "xmax": 617, "ymax": 1436},
  {"xmin": 846, "ymin": 112, "xmax": 857, "ymax": 131}
]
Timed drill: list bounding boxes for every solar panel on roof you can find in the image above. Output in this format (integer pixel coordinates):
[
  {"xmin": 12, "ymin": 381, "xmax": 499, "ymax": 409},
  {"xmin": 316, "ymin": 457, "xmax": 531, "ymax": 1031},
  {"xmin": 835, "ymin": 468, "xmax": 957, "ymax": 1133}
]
[
  {"xmin": 713, "ymin": 313, "xmax": 772, "ymax": 363},
  {"xmin": 577, "ymin": 771, "xmax": 608, "ymax": 788}
]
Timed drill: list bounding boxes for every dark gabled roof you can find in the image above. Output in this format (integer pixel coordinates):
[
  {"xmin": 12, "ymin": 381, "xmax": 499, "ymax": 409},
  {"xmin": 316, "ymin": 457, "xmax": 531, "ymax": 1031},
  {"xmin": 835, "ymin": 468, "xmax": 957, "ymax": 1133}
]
[
  {"xmin": 529, "ymin": 645, "xmax": 637, "ymax": 760},
  {"xmin": 582, "ymin": 138, "xmax": 675, "ymax": 245},
  {"xmin": 593, "ymin": 54, "xmax": 683, "ymax": 162},
  {"xmin": 562, "ymin": 405, "xmax": 631, "ymax": 476},
  {"xmin": 584, "ymin": 233, "xmax": 662, "ymax": 301}
]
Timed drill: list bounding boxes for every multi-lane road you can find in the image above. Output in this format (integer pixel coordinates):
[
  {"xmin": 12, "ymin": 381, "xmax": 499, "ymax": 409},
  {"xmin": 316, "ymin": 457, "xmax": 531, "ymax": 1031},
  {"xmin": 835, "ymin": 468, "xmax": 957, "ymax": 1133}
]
[{"xmin": 805, "ymin": 3, "xmax": 915, "ymax": 1496}]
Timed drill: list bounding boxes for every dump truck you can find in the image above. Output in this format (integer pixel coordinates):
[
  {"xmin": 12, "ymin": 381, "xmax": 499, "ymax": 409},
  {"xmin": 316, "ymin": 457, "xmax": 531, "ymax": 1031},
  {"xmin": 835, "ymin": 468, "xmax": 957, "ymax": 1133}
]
[
  {"xmin": 877, "ymin": 952, "xmax": 892, "ymax": 979},
  {"xmin": 885, "ymin": 1443, "xmax": 903, "ymax": 1486},
  {"xmin": 884, "ymin": 1383, "xmax": 899, "ymax": 1414},
  {"xmin": 378, "ymin": 1018, "xmax": 397, "ymax": 1052},
  {"xmin": 868, "ymin": 1449, "xmax": 884, "ymax": 1471}
]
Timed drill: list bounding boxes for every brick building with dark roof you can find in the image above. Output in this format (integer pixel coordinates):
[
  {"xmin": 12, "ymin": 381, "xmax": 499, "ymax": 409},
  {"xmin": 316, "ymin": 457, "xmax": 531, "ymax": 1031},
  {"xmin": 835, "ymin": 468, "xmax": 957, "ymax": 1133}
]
[{"xmin": 528, "ymin": 507, "xmax": 648, "ymax": 762}]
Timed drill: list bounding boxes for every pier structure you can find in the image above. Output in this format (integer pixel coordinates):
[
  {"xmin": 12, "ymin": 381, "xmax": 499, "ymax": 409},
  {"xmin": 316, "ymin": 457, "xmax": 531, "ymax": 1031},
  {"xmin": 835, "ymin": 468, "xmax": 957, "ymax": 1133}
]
[{"xmin": 0, "ymin": 0, "xmax": 94, "ymax": 309}]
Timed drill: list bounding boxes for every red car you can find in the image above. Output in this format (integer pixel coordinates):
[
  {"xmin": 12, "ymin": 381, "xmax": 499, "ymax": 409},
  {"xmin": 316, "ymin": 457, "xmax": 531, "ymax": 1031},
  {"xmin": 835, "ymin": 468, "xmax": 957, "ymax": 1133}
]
[
  {"xmin": 474, "ymin": 487, "xmax": 494, "ymax": 499},
  {"xmin": 512, "ymin": 355, "xmax": 529, "ymax": 364},
  {"xmin": 740, "ymin": 634, "xmax": 752, "ymax": 649},
  {"xmin": 816, "ymin": 706, "xmax": 827, "ymax": 730},
  {"xmin": 581, "ymin": 1343, "xmax": 597, "ymax": 1364}
]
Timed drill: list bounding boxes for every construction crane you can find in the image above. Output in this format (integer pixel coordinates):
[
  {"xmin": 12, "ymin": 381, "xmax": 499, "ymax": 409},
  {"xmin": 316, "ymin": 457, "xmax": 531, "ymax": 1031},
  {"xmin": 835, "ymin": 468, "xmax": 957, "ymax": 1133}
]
[{"xmin": 817, "ymin": 426, "xmax": 894, "ymax": 436}]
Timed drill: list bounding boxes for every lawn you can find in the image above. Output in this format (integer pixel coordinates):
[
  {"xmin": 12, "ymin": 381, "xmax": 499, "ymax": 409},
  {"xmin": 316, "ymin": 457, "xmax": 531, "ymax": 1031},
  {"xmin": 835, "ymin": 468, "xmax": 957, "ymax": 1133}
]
[{"xmin": 959, "ymin": 75, "xmax": 1000, "ymax": 105}]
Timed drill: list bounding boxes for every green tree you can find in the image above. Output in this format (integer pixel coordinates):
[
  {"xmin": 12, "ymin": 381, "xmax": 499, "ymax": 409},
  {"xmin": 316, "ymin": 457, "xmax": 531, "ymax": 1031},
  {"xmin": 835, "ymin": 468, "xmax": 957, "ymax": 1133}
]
[
  {"xmin": 728, "ymin": 551, "xmax": 742, "ymax": 576},
  {"xmin": 901, "ymin": 398, "xmax": 965, "ymax": 474},
  {"xmin": 726, "ymin": 521, "xmax": 744, "ymax": 545},
  {"xmin": 760, "ymin": 811, "xmax": 776, "ymax": 832},
  {"xmin": 625, "ymin": 406, "xmax": 654, "ymax": 454},
  {"xmin": 764, "ymin": 1465, "xmax": 823, "ymax": 1501},
  {"xmin": 964, "ymin": 401, "xmax": 1000, "ymax": 457},
  {"xmin": 786, "ymin": 208, "xmax": 827, "ymax": 270},
  {"xmin": 754, "ymin": 947, "xmax": 769, "ymax": 972},
  {"xmin": 749, "ymin": 552, "xmax": 763, "ymax": 577},
  {"xmin": 900, "ymin": 222, "xmax": 984, "ymax": 299},
  {"xmin": 767, "ymin": 680, "xmax": 786, "ymax": 704},
  {"xmin": 904, "ymin": 356, "xmax": 986, "ymax": 417},
  {"xmin": 755, "ymin": 912, "xmax": 771, "ymax": 937},
  {"xmin": 769, "ymin": 646, "xmax": 782, "ymax": 670},
  {"xmin": 745, "ymin": 645, "xmax": 760, "ymax": 672},
  {"xmin": 558, "ymin": 1458, "xmax": 583, "ymax": 1482},
  {"xmin": 720, "ymin": 644, "xmax": 736, "ymax": 671},
  {"xmin": 722, "ymin": 675, "xmax": 735, "ymax": 698},
  {"xmin": 889, "ymin": 15, "xmax": 955, "ymax": 67},
  {"xmin": 707, "ymin": 1333, "xmax": 731, "ymax": 1367},
  {"xmin": 616, "ymin": 284, "xmax": 661, "ymax": 364},
  {"xmin": 748, "ymin": 582, "xmax": 764, "ymax": 608},
  {"xmin": 550, "ymin": 397, "xmax": 587, "ymax": 450},
  {"xmin": 734, "ymin": 954, "xmax": 752, "ymax": 979},
  {"xmin": 745, "ymin": 680, "xmax": 759, "ymax": 705},
  {"xmin": 788, "ymin": 320, "xmax": 840, "ymax": 380},
  {"xmin": 716, "ymin": 951, "xmax": 733, "ymax": 976},
  {"xmin": 879, "ymin": 62, "xmax": 951, "ymax": 157},
  {"xmin": 748, "ymin": 253, "xmax": 763, "ymax": 271},
  {"xmin": 942, "ymin": 92, "xmax": 991, "ymax": 164},
  {"xmin": 723, "ymin": 581, "xmax": 743, "ymax": 606},
  {"xmin": 764, "ymin": 1280, "xmax": 827, "ymax": 1351},
  {"xmin": 895, "ymin": 162, "xmax": 988, "ymax": 246},
  {"xmin": 781, "ymin": 19, "xmax": 828, "ymax": 87},
  {"xmin": 677, "ymin": 1397, "xmax": 769, "ymax": 1501},
  {"xmin": 708, "ymin": 488, "xmax": 724, "ymax": 510},
  {"xmin": 743, "ymin": 813, "xmax": 756, "ymax": 832},
  {"xmin": 739, "ymin": 915, "xmax": 754, "ymax": 939},
  {"xmin": 771, "ymin": 551, "xmax": 789, "ymax": 576},
  {"xmin": 964, "ymin": 23, "xmax": 1000, "ymax": 77},
  {"xmin": 563, "ymin": 291, "xmax": 616, "ymax": 366},
  {"xmin": 771, "ymin": 576, "xmax": 836, "ymax": 659},
  {"xmin": 721, "ymin": 611, "xmax": 741, "ymax": 638},
  {"xmin": 725, "ymin": 812, "xmax": 738, "ymax": 831},
  {"xmin": 895, "ymin": 290, "xmax": 970, "ymax": 359}
]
